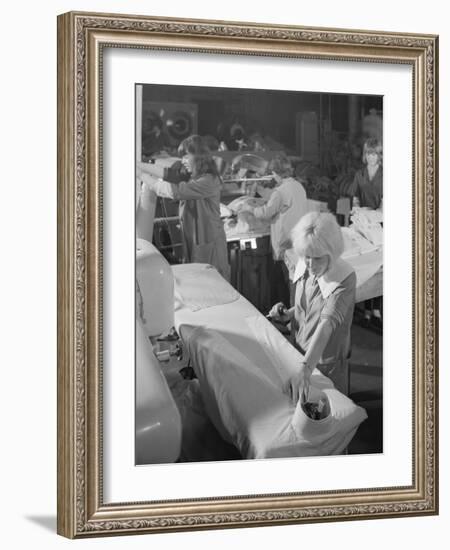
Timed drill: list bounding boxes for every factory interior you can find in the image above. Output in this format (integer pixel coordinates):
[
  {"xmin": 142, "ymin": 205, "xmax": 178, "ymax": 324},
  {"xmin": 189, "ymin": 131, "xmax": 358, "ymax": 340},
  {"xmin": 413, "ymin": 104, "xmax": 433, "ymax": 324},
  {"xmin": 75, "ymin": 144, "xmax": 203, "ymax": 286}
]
[{"xmin": 135, "ymin": 83, "xmax": 383, "ymax": 465}]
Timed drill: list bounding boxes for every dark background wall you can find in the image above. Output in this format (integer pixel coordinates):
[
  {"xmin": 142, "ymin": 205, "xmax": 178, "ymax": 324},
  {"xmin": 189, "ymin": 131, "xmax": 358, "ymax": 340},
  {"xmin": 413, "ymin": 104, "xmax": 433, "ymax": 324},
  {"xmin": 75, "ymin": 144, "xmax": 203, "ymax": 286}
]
[{"xmin": 141, "ymin": 83, "xmax": 382, "ymax": 153}]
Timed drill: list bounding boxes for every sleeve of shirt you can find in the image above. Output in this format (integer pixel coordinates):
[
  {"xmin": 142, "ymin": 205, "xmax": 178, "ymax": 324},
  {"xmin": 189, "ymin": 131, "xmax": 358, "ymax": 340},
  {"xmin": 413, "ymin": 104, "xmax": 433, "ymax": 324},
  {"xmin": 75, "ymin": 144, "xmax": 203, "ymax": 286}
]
[
  {"xmin": 174, "ymin": 175, "xmax": 219, "ymax": 200},
  {"xmin": 320, "ymin": 272, "xmax": 356, "ymax": 331},
  {"xmin": 376, "ymin": 169, "xmax": 384, "ymax": 201},
  {"xmin": 348, "ymin": 171, "xmax": 361, "ymax": 202},
  {"xmin": 153, "ymin": 175, "xmax": 219, "ymax": 201},
  {"xmin": 152, "ymin": 178, "xmax": 177, "ymax": 199},
  {"xmin": 252, "ymin": 190, "xmax": 283, "ymax": 220}
]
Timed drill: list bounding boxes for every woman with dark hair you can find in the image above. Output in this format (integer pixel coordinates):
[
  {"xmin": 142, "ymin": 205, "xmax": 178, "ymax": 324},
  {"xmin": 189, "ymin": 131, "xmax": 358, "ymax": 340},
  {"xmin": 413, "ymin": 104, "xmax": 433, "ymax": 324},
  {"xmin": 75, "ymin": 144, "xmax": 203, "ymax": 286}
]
[
  {"xmin": 349, "ymin": 137, "xmax": 383, "ymax": 327},
  {"xmin": 350, "ymin": 138, "xmax": 383, "ymax": 210},
  {"xmin": 139, "ymin": 135, "xmax": 230, "ymax": 280},
  {"xmin": 239, "ymin": 154, "xmax": 308, "ymax": 305},
  {"xmin": 239, "ymin": 154, "xmax": 308, "ymax": 262}
]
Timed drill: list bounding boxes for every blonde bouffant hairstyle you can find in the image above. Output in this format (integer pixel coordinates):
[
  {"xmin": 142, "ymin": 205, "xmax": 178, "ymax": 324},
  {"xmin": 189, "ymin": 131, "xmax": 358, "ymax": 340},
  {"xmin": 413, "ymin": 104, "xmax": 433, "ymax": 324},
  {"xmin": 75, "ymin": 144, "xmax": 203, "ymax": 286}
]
[{"xmin": 291, "ymin": 212, "xmax": 344, "ymax": 263}]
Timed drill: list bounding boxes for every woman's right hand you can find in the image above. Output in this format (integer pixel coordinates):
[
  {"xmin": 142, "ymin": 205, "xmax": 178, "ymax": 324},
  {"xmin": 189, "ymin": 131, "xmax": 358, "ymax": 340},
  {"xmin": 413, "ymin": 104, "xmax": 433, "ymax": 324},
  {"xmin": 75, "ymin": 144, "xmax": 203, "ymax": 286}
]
[
  {"xmin": 282, "ymin": 362, "xmax": 312, "ymax": 403},
  {"xmin": 138, "ymin": 174, "xmax": 159, "ymax": 208},
  {"xmin": 267, "ymin": 302, "xmax": 290, "ymax": 322},
  {"xmin": 238, "ymin": 203, "xmax": 254, "ymax": 214},
  {"xmin": 141, "ymin": 174, "xmax": 163, "ymax": 200}
]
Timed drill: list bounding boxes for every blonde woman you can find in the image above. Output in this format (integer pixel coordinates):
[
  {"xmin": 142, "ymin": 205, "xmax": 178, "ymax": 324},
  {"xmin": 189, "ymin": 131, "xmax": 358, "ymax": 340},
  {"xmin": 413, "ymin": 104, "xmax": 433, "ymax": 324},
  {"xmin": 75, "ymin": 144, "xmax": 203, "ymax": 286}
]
[{"xmin": 268, "ymin": 212, "xmax": 356, "ymax": 399}]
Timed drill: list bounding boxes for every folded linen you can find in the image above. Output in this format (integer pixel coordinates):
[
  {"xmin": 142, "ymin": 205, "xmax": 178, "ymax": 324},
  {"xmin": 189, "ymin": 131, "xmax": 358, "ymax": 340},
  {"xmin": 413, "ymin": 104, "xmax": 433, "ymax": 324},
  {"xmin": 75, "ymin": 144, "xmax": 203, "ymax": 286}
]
[{"xmin": 172, "ymin": 263, "xmax": 239, "ymax": 312}]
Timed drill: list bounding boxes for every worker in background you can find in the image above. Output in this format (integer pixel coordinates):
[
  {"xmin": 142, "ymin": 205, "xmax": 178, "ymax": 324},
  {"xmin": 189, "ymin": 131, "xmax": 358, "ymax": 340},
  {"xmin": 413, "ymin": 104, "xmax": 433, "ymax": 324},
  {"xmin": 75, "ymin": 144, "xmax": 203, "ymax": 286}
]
[
  {"xmin": 142, "ymin": 118, "xmax": 172, "ymax": 159},
  {"xmin": 350, "ymin": 138, "xmax": 383, "ymax": 211},
  {"xmin": 227, "ymin": 122, "xmax": 248, "ymax": 151},
  {"xmin": 349, "ymin": 138, "xmax": 383, "ymax": 328},
  {"xmin": 138, "ymin": 135, "xmax": 230, "ymax": 281},
  {"xmin": 268, "ymin": 212, "xmax": 356, "ymax": 397},
  {"xmin": 239, "ymin": 154, "xmax": 308, "ymax": 304}
]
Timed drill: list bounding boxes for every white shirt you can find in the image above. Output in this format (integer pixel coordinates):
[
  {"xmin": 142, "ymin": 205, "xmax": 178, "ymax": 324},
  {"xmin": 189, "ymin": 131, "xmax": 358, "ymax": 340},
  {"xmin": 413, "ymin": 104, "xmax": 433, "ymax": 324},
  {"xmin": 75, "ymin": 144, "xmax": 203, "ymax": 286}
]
[{"xmin": 252, "ymin": 177, "xmax": 308, "ymax": 260}]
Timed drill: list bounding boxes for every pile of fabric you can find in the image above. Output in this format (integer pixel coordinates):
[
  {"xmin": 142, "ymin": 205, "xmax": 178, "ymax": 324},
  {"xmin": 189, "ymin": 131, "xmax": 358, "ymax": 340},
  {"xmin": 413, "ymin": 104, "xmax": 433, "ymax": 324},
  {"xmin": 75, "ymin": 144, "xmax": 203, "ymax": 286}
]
[
  {"xmin": 350, "ymin": 208, "xmax": 383, "ymax": 246},
  {"xmin": 222, "ymin": 196, "xmax": 271, "ymax": 239},
  {"xmin": 340, "ymin": 226, "xmax": 379, "ymax": 258}
]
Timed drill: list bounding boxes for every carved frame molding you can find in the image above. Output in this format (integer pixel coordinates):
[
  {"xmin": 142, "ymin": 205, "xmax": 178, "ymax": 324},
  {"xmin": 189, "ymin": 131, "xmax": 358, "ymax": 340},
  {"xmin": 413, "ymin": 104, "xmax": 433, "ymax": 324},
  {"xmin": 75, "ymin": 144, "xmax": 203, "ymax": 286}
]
[{"xmin": 57, "ymin": 12, "xmax": 438, "ymax": 538}]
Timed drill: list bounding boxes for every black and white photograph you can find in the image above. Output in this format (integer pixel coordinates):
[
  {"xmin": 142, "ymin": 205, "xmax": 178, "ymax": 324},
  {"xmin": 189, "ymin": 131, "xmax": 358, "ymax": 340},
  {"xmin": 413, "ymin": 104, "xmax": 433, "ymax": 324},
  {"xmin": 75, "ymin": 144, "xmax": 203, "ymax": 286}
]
[
  {"xmin": 1, "ymin": 0, "xmax": 444, "ymax": 545},
  {"xmin": 135, "ymin": 83, "xmax": 384, "ymax": 465}
]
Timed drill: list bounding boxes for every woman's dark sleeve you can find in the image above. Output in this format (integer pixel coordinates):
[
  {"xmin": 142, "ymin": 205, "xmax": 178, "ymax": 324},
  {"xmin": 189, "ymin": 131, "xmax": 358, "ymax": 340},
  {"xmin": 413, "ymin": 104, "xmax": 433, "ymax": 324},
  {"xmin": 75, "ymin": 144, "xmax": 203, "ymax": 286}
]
[
  {"xmin": 348, "ymin": 171, "xmax": 361, "ymax": 202},
  {"xmin": 173, "ymin": 175, "xmax": 219, "ymax": 200}
]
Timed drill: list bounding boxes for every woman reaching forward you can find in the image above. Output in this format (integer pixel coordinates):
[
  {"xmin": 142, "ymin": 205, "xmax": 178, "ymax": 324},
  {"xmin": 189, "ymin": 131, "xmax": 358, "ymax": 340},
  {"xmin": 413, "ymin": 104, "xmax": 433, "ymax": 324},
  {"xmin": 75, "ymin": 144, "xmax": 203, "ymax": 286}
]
[
  {"xmin": 139, "ymin": 135, "xmax": 230, "ymax": 281},
  {"xmin": 268, "ymin": 212, "xmax": 356, "ymax": 399}
]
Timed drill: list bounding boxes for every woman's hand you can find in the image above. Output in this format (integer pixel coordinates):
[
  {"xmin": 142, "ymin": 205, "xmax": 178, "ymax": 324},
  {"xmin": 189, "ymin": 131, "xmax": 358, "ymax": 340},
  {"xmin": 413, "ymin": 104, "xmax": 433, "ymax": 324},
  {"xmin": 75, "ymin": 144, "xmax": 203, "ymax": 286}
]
[
  {"xmin": 282, "ymin": 362, "xmax": 313, "ymax": 403},
  {"xmin": 238, "ymin": 203, "xmax": 254, "ymax": 214},
  {"xmin": 267, "ymin": 302, "xmax": 291, "ymax": 323},
  {"xmin": 140, "ymin": 172, "xmax": 158, "ymax": 191},
  {"xmin": 138, "ymin": 174, "xmax": 159, "ymax": 208}
]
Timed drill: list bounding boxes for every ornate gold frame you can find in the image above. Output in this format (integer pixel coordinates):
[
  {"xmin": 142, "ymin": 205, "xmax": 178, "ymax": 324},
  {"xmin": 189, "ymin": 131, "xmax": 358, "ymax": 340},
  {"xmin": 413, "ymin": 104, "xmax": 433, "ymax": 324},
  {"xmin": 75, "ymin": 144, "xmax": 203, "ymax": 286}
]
[{"xmin": 57, "ymin": 11, "xmax": 439, "ymax": 538}]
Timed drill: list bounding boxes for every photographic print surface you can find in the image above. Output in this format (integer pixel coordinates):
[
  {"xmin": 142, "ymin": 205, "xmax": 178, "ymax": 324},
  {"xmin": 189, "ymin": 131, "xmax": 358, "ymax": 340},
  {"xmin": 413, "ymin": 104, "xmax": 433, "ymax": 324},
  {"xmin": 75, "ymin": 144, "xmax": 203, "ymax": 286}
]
[{"xmin": 135, "ymin": 83, "xmax": 383, "ymax": 465}]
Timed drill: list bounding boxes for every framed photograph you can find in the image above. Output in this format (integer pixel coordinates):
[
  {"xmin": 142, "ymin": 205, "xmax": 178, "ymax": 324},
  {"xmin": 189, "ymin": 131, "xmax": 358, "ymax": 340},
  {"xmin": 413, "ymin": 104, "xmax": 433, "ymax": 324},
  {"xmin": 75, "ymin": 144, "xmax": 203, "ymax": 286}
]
[{"xmin": 57, "ymin": 11, "xmax": 438, "ymax": 538}]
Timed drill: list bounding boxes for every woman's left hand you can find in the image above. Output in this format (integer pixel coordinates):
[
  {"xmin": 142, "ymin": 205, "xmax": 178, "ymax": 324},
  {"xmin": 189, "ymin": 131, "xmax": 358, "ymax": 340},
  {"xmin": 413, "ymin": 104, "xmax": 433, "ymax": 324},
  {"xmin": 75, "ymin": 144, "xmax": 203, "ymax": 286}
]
[
  {"xmin": 238, "ymin": 202, "xmax": 253, "ymax": 214},
  {"xmin": 140, "ymin": 172, "xmax": 158, "ymax": 191},
  {"xmin": 282, "ymin": 362, "xmax": 312, "ymax": 403}
]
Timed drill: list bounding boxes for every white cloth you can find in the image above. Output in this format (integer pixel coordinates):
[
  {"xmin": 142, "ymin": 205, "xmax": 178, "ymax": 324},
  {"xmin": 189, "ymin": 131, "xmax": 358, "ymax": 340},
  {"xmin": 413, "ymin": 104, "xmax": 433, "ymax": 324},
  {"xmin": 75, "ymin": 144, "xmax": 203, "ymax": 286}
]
[
  {"xmin": 183, "ymin": 318, "xmax": 367, "ymax": 458},
  {"xmin": 347, "ymin": 249, "xmax": 383, "ymax": 289},
  {"xmin": 341, "ymin": 226, "xmax": 379, "ymax": 258},
  {"xmin": 227, "ymin": 195, "xmax": 267, "ymax": 214},
  {"xmin": 245, "ymin": 315, "xmax": 366, "ymax": 446},
  {"xmin": 350, "ymin": 208, "xmax": 383, "ymax": 246},
  {"xmin": 173, "ymin": 264, "xmax": 367, "ymax": 458},
  {"xmin": 225, "ymin": 196, "xmax": 271, "ymax": 239},
  {"xmin": 220, "ymin": 203, "xmax": 233, "ymax": 218},
  {"xmin": 172, "ymin": 263, "xmax": 239, "ymax": 312}
]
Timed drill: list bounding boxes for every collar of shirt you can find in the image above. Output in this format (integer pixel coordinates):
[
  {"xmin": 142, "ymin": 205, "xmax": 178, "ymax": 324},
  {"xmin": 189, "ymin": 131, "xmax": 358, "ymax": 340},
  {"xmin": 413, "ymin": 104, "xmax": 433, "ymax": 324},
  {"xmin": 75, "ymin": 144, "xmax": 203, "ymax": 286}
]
[{"xmin": 293, "ymin": 257, "xmax": 354, "ymax": 298}]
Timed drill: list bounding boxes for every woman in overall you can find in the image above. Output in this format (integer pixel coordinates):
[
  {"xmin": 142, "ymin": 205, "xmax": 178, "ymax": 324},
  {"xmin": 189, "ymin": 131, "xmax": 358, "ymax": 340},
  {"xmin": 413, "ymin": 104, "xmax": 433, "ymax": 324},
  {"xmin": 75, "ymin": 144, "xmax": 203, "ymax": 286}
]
[
  {"xmin": 139, "ymin": 135, "xmax": 230, "ymax": 281},
  {"xmin": 268, "ymin": 212, "xmax": 356, "ymax": 399},
  {"xmin": 350, "ymin": 137, "xmax": 383, "ymax": 328}
]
